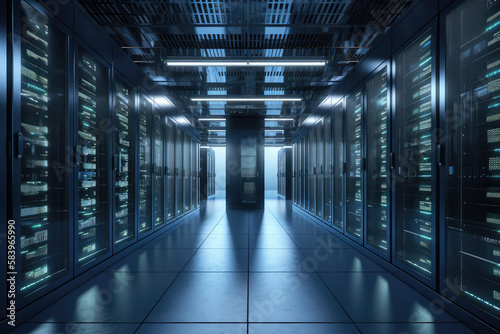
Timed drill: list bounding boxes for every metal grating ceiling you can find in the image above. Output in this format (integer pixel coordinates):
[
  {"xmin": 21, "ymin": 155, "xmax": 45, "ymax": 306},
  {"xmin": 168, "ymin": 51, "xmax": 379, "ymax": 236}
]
[{"xmin": 78, "ymin": 0, "xmax": 414, "ymax": 145}]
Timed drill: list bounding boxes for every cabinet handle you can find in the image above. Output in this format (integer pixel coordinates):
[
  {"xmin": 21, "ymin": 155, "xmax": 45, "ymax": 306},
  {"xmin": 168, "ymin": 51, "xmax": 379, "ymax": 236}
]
[
  {"xmin": 390, "ymin": 152, "xmax": 395, "ymax": 170},
  {"xmin": 437, "ymin": 144, "xmax": 443, "ymax": 167},
  {"xmin": 16, "ymin": 132, "xmax": 23, "ymax": 159}
]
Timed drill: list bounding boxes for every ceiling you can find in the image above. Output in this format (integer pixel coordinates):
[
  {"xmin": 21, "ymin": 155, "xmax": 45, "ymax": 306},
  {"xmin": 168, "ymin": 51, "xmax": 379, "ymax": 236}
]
[{"xmin": 78, "ymin": 0, "xmax": 413, "ymax": 146}]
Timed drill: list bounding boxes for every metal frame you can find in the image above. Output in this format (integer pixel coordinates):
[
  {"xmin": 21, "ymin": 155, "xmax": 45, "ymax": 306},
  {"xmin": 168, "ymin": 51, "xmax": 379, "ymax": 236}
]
[{"xmin": 390, "ymin": 20, "xmax": 439, "ymax": 290}]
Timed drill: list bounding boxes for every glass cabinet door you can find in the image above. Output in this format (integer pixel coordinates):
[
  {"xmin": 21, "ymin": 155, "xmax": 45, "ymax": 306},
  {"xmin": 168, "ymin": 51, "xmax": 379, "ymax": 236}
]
[
  {"xmin": 113, "ymin": 78, "xmax": 135, "ymax": 246},
  {"xmin": 324, "ymin": 115, "xmax": 333, "ymax": 224},
  {"xmin": 345, "ymin": 90, "xmax": 363, "ymax": 240},
  {"xmin": 175, "ymin": 126, "xmax": 183, "ymax": 216},
  {"xmin": 333, "ymin": 102, "xmax": 344, "ymax": 230},
  {"xmin": 166, "ymin": 119, "xmax": 175, "ymax": 221},
  {"xmin": 316, "ymin": 120, "xmax": 324, "ymax": 219},
  {"xmin": 138, "ymin": 96, "xmax": 152, "ymax": 234},
  {"xmin": 445, "ymin": 0, "xmax": 500, "ymax": 317},
  {"xmin": 76, "ymin": 47, "xmax": 110, "ymax": 267},
  {"xmin": 394, "ymin": 30, "xmax": 435, "ymax": 281},
  {"xmin": 183, "ymin": 133, "xmax": 191, "ymax": 212},
  {"xmin": 366, "ymin": 66, "xmax": 390, "ymax": 254},
  {"xmin": 308, "ymin": 130, "xmax": 315, "ymax": 214},
  {"xmin": 18, "ymin": 1, "xmax": 69, "ymax": 295},
  {"xmin": 301, "ymin": 137, "xmax": 306, "ymax": 209},
  {"xmin": 153, "ymin": 110, "xmax": 164, "ymax": 227}
]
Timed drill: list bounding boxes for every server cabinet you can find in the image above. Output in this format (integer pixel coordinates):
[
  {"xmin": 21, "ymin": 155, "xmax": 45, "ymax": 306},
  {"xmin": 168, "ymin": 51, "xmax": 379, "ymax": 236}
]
[
  {"xmin": 112, "ymin": 75, "xmax": 135, "ymax": 248},
  {"xmin": 183, "ymin": 133, "xmax": 191, "ymax": 212},
  {"xmin": 316, "ymin": 119, "xmax": 324, "ymax": 219},
  {"xmin": 333, "ymin": 101, "xmax": 344, "ymax": 231},
  {"xmin": 293, "ymin": 143, "xmax": 297, "ymax": 204},
  {"xmin": 175, "ymin": 126, "xmax": 183, "ymax": 216},
  {"xmin": 308, "ymin": 129, "xmax": 316, "ymax": 214},
  {"xmin": 345, "ymin": 89, "xmax": 363, "ymax": 241},
  {"xmin": 11, "ymin": 0, "xmax": 72, "ymax": 302},
  {"xmin": 75, "ymin": 43, "xmax": 111, "ymax": 271},
  {"xmin": 196, "ymin": 142, "xmax": 200, "ymax": 206},
  {"xmin": 207, "ymin": 149, "xmax": 215, "ymax": 197},
  {"xmin": 138, "ymin": 95, "xmax": 152, "ymax": 236},
  {"xmin": 365, "ymin": 63, "xmax": 390, "ymax": 256},
  {"xmin": 301, "ymin": 137, "xmax": 306, "ymax": 209},
  {"xmin": 393, "ymin": 28, "xmax": 437, "ymax": 286},
  {"xmin": 152, "ymin": 109, "xmax": 165, "ymax": 228},
  {"xmin": 278, "ymin": 148, "xmax": 286, "ymax": 197},
  {"xmin": 191, "ymin": 140, "xmax": 197, "ymax": 209},
  {"xmin": 324, "ymin": 115, "xmax": 333, "ymax": 224},
  {"xmin": 165, "ymin": 118, "xmax": 175, "ymax": 221},
  {"xmin": 444, "ymin": 0, "xmax": 500, "ymax": 323}
]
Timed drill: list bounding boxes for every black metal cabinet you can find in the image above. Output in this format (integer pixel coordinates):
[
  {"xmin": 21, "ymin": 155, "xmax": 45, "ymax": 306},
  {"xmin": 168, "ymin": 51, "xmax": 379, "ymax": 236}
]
[
  {"xmin": 10, "ymin": 0, "xmax": 73, "ymax": 303},
  {"xmin": 308, "ymin": 129, "xmax": 316, "ymax": 215},
  {"xmin": 112, "ymin": 75, "xmax": 136, "ymax": 249},
  {"xmin": 333, "ymin": 101, "xmax": 344, "ymax": 231},
  {"xmin": 444, "ymin": 0, "xmax": 500, "ymax": 323},
  {"xmin": 175, "ymin": 126, "xmax": 183, "ymax": 216},
  {"xmin": 393, "ymin": 27, "xmax": 437, "ymax": 286},
  {"xmin": 345, "ymin": 88, "xmax": 363, "ymax": 241},
  {"xmin": 165, "ymin": 118, "xmax": 175, "ymax": 221},
  {"xmin": 183, "ymin": 133, "xmax": 191, "ymax": 212},
  {"xmin": 152, "ymin": 108, "xmax": 165, "ymax": 229},
  {"xmin": 365, "ymin": 63, "xmax": 391, "ymax": 257},
  {"xmin": 138, "ymin": 95, "xmax": 153, "ymax": 236},
  {"xmin": 74, "ymin": 42, "xmax": 112, "ymax": 273},
  {"xmin": 316, "ymin": 119, "xmax": 324, "ymax": 219},
  {"xmin": 324, "ymin": 114, "xmax": 333, "ymax": 224}
]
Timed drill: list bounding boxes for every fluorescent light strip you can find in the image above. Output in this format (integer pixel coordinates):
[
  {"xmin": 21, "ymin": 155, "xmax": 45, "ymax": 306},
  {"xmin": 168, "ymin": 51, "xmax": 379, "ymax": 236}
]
[
  {"xmin": 191, "ymin": 97, "xmax": 301, "ymax": 102},
  {"xmin": 283, "ymin": 146, "xmax": 293, "ymax": 149},
  {"xmin": 198, "ymin": 118, "xmax": 226, "ymax": 121},
  {"xmin": 207, "ymin": 129, "xmax": 226, "ymax": 132},
  {"xmin": 200, "ymin": 146, "xmax": 210, "ymax": 149},
  {"xmin": 266, "ymin": 118, "xmax": 294, "ymax": 121},
  {"xmin": 167, "ymin": 61, "xmax": 326, "ymax": 67},
  {"xmin": 266, "ymin": 130, "xmax": 284, "ymax": 133}
]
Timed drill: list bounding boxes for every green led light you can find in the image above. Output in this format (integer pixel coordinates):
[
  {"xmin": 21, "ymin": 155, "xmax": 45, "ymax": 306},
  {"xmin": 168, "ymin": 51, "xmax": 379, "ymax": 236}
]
[
  {"xmin": 489, "ymin": 102, "xmax": 500, "ymax": 109},
  {"xmin": 486, "ymin": 69, "xmax": 500, "ymax": 78},
  {"xmin": 419, "ymin": 57, "xmax": 431, "ymax": 67},
  {"xmin": 32, "ymin": 224, "xmax": 42, "ymax": 228},
  {"xmin": 486, "ymin": 20, "xmax": 500, "ymax": 32},
  {"xmin": 27, "ymin": 83, "xmax": 46, "ymax": 93}
]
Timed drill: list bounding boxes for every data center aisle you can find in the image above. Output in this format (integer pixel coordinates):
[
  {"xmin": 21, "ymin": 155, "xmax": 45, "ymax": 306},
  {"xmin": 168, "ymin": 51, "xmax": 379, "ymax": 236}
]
[{"xmin": 12, "ymin": 195, "xmax": 475, "ymax": 334}]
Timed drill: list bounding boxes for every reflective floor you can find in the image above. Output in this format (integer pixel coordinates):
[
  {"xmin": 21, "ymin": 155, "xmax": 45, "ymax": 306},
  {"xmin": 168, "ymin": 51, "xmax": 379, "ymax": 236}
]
[{"xmin": 13, "ymin": 192, "xmax": 475, "ymax": 334}]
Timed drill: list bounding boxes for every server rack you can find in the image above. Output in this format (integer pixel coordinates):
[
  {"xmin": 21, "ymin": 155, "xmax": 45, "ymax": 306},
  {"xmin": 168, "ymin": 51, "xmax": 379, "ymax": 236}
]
[
  {"xmin": 112, "ymin": 73, "xmax": 136, "ymax": 250},
  {"xmin": 183, "ymin": 133, "xmax": 191, "ymax": 212},
  {"xmin": 316, "ymin": 118, "xmax": 324, "ymax": 219},
  {"xmin": 152, "ymin": 108, "xmax": 165, "ymax": 229},
  {"xmin": 345, "ymin": 88, "xmax": 364, "ymax": 242},
  {"xmin": 10, "ymin": 0, "xmax": 73, "ymax": 304},
  {"xmin": 74, "ymin": 40, "xmax": 112, "ymax": 274},
  {"xmin": 300, "ymin": 137, "xmax": 306, "ymax": 208},
  {"xmin": 137, "ymin": 95, "xmax": 153, "ymax": 236},
  {"xmin": 393, "ymin": 25, "xmax": 438, "ymax": 287},
  {"xmin": 308, "ymin": 130, "xmax": 315, "ymax": 213},
  {"xmin": 324, "ymin": 114, "xmax": 333, "ymax": 225},
  {"xmin": 165, "ymin": 118, "xmax": 175, "ymax": 221},
  {"xmin": 292, "ymin": 143, "xmax": 298, "ymax": 205},
  {"xmin": 443, "ymin": 0, "xmax": 500, "ymax": 324},
  {"xmin": 191, "ymin": 140, "xmax": 198, "ymax": 210},
  {"xmin": 333, "ymin": 100, "xmax": 344, "ymax": 231},
  {"xmin": 365, "ymin": 61, "xmax": 391, "ymax": 258},
  {"xmin": 175, "ymin": 126, "xmax": 183, "ymax": 216}
]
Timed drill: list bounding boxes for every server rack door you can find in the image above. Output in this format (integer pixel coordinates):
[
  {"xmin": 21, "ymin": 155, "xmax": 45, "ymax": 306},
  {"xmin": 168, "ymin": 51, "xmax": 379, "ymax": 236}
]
[
  {"xmin": 316, "ymin": 119, "xmax": 324, "ymax": 219},
  {"xmin": 301, "ymin": 137, "xmax": 306, "ymax": 209},
  {"xmin": 365, "ymin": 64, "xmax": 390, "ymax": 256},
  {"xmin": 138, "ymin": 95, "xmax": 152, "ymax": 235},
  {"xmin": 210, "ymin": 151, "xmax": 215, "ymax": 196},
  {"xmin": 112, "ymin": 75, "xmax": 135, "ymax": 248},
  {"xmin": 345, "ymin": 89, "xmax": 363, "ymax": 241},
  {"xmin": 165, "ymin": 118, "xmax": 175, "ymax": 221},
  {"xmin": 324, "ymin": 115, "xmax": 333, "ymax": 224},
  {"xmin": 308, "ymin": 130, "xmax": 316, "ymax": 214},
  {"xmin": 175, "ymin": 127, "xmax": 183, "ymax": 216},
  {"xmin": 292, "ymin": 143, "xmax": 297, "ymax": 204},
  {"xmin": 333, "ymin": 101, "xmax": 344, "ymax": 231},
  {"xmin": 394, "ymin": 28, "xmax": 436, "ymax": 285},
  {"xmin": 183, "ymin": 133, "xmax": 191, "ymax": 212},
  {"xmin": 75, "ymin": 44, "xmax": 111, "ymax": 271},
  {"xmin": 195, "ymin": 142, "xmax": 200, "ymax": 207},
  {"xmin": 277, "ymin": 151, "xmax": 281, "ymax": 195},
  {"xmin": 13, "ymin": 0, "xmax": 71, "ymax": 300},
  {"xmin": 297, "ymin": 141, "xmax": 301, "ymax": 206},
  {"xmin": 445, "ymin": 0, "xmax": 500, "ymax": 323},
  {"xmin": 152, "ymin": 109, "xmax": 165, "ymax": 228},
  {"xmin": 191, "ymin": 139, "xmax": 197, "ymax": 210}
]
